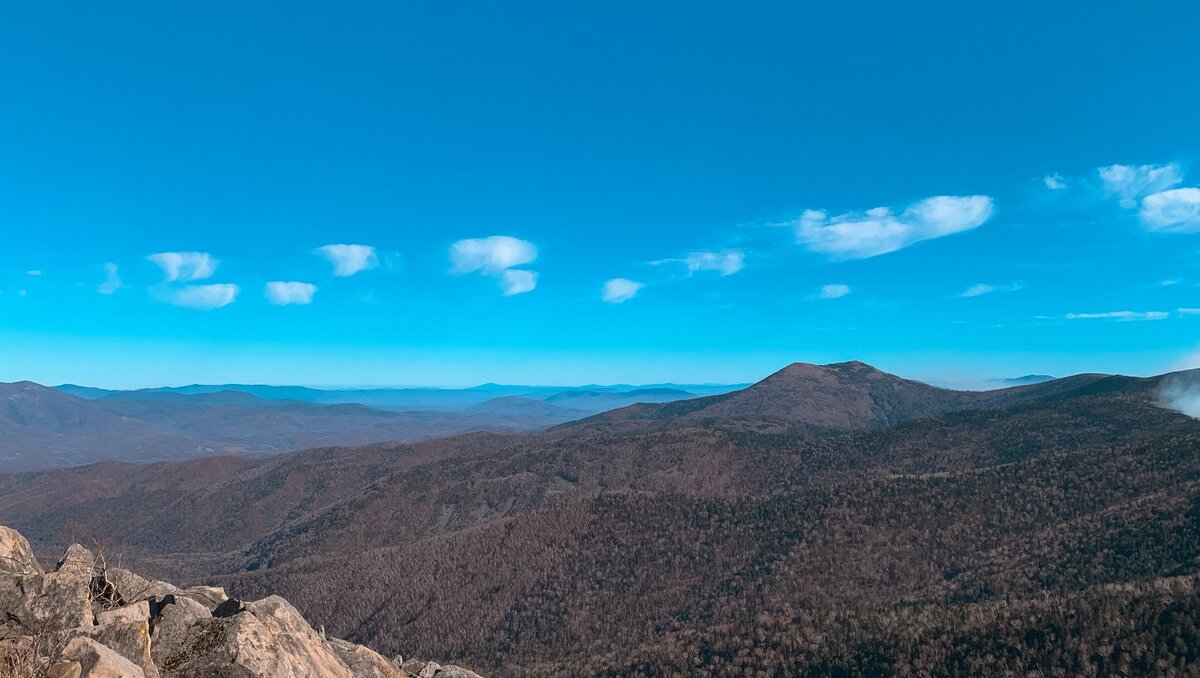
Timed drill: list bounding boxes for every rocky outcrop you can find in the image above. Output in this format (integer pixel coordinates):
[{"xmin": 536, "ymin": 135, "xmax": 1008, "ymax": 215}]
[
  {"xmin": 0, "ymin": 525, "xmax": 482, "ymax": 677},
  {"xmin": 0, "ymin": 527, "xmax": 44, "ymax": 576},
  {"xmin": 398, "ymin": 659, "xmax": 484, "ymax": 678},
  {"xmin": 0, "ymin": 571, "xmax": 93, "ymax": 630},
  {"xmin": 58, "ymin": 637, "xmax": 145, "ymax": 677},
  {"xmin": 54, "ymin": 545, "xmax": 98, "ymax": 579}
]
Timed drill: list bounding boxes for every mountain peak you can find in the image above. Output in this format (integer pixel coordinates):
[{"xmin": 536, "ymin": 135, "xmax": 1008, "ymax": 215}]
[
  {"xmin": 759, "ymin": 361, "xmax": 900, "ymax": 386},
  {"xmin": 824, "ymin": 360, "xmax": 875, "ymax": 370},
  {"xmin": 0, "ymin": 380, "xmax": 90, "ymax": 404},
  {"xmin": 1, "ymin": 380, "xmax": 57, "ymax": 393},
  {"xmin": 584, "ymin": 360, "xmax": 955, "ymax": 431}
]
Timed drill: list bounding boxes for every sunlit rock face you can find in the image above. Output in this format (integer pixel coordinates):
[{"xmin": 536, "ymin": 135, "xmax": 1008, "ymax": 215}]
[{"xmin": 0, "ymin": 525, "xmax": 483, "ymax": 678}]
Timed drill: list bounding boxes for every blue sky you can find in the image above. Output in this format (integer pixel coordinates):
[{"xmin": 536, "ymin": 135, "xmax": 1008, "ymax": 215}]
[{"xmin": 1, "ymin": 1, "xmax": 1199, "ymax": 388}]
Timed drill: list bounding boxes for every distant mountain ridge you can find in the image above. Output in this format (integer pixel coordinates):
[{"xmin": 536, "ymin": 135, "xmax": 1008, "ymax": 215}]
[
  {"xmin": 14, "ymin": 366, "xmax": 1154, "ymax": 473},
  {"xmin": 2, "ymin": 380, "xmax": 740, "ymax": 472},
  {"xmin": 53, "ymin": 381, "xmax": 739, "ymax": 412},
  {"xmin": 466, "ymin": 396, "xmax": 585, "ymax": 418},
  {"xmin": 989, "ymin": 374, "xmax": 1057, "ymax": 387},
  {"xmin": 0, "ymin": 382, "xmax": 578, "ymax": 472}
]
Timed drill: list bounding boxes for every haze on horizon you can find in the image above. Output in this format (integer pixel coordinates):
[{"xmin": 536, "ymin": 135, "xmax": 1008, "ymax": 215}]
[{"xmin": 2, "ymin": 2, "xmax": 1199, "ymax": 389}]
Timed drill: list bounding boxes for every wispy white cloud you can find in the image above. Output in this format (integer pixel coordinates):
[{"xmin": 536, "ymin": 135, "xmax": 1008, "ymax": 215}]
[
  {"xmin": 147, "ymin": 251, "xmax": 218, "ymax": 282},
  {"xmin": 816, "ymin": 283, "xmax": 850, "ymax": 299},
  {"xmin": 652, "ymin": 250, "xmax": 745, "ymax": 278},
  {"xmin": 449, "ymin": 236, "xmax": 537, "ymax": 274},
  {"xmin": 449, "ymin": 236, "xmax": 539, "ymax": 295},
  {"xmin": 26, "ymin": 269, "xmax": 42, "ymax": 277},
  {"xmin": 1085, "ymin": 161, "xmax": 1200, "ymax": 233},
  {"xmin": 961, "ymin": 283, "xmax": 999, "ymax": 298},
  {"xmin": 317, "ymin": 244, "xmax": 378, "ymax": 277},
  {"xmin": 794, "ymin": 195, "xmax": 994, "ymax": 259},
  {"xmin": 602, "ymin": 278, "xmax": 644, "ymax": 303},
  {"xmin": 98, "ymin": 262, "xmax": 122, "ymax": 295},
  {"xmin": 683, "ymin": 250, "xmax": 744, "ymax": 276},
  {"xmin": 499, "ymin": 269, "xmax": 538, "ymax": 296},
  {"xmin": 1043, "ymin": 174, "xmax": 1066, "ymax": 190},
  {"xmin": 167, "ymin": 283, "xmax": 239, "ymax": 310},
  {"xmin": 264, "ymin": 281, "xmax": 317, "ymax": 305},
  {"xmin": 1140, "ymin": 187, "xmax": 1200, "ymax": 233},
  {"xmin": 960, "ymin": 282, "xmax": 1023, "ymax": 298},
  {"xmin": 1065, "ymin": 310, "xmax": 1168, "ymax": 322},
  {"xmin": 1097, "ymin": 162, "xmax": 1184, "ymax": 208},
  {"xmin": 1179, "ymin": 308, "xmax": 1200, "ymax": 315}
]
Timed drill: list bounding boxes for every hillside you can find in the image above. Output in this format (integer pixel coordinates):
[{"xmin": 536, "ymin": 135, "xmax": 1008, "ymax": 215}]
[
  {"xmin": 212, "ymin": 382, "xmax": 1200, "ymax": 672},
  {"xmin": 0, "ymin": 382, "xmax": 201, "ymax": 470},
  {"xmin": 2, "ymin": 362, "xmax": 1199, "ymax": 674}
]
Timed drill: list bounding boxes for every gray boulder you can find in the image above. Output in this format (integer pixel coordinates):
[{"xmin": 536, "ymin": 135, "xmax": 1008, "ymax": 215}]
[
  {"xmin": 106, "ymin": 567, "xmax": 178, "ymax": 604},
  {"xmin": 0, "ymin": 526, "xmax": 43, "ymax": 576},
  {"xmin": 401, "ymin": 659, "xmax": 485, "ymax": 678},
  {"xmin": 56, "ymin": 543, "xmax": 98, "ymax": 579},
  {"xmin": 59, "ymin": 635, "xmax": 146, "ymax": 677},
  {"xmin": 48, "ymin": 659, "xmax": 84, "ymax": 678},
  {"xmin": 157, "ymin": 595, "xmax": 355, "ymax": 677},
  {"xmin": 326, "ymin": 636, "xmax": 404, "ymax": 677},
  {"xmin": 67, "ymin": 618, "xmax": 160, "ymax": 678},
  {"xmin": 0, "ymin": 524, "xmax": 485, "ymax": 678},
  {"xmin": 178, "ymin": 584, "xmax": 228, "ymax": 610},
  {"xmin": 149, "ymin": 594, "xmax": 211, "ymax": 667},
  {"xmin": 0, "ymin": 571, "xmax": 93, "ymax": 629},
  {"xmin": 95, "ymin": 600, "xmax": 151, "ymax": 626}
]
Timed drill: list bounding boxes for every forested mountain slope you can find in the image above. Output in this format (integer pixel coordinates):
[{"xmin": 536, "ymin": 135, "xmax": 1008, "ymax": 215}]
[{"xmin": 3, "ymin": 363, "xmax": 1199, "ymax": 675}]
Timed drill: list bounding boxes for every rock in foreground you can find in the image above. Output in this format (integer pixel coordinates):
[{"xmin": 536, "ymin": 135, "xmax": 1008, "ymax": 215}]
[{"xmin": 0, "ymin": 524, "xmax": 482, "ymax": 677}]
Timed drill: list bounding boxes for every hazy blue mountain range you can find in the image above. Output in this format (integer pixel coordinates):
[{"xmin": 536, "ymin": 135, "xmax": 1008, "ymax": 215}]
[
  {"xmin": 987, "ymin": 374, "xmax": 1057, "ymax": 387},
  {"xmin": 53, "ymin": 381, "xmax": 743, "ymax": 411},
  {"xmin": 0, "ymin": 380, "xmax": 743, "ymax": 472}
]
